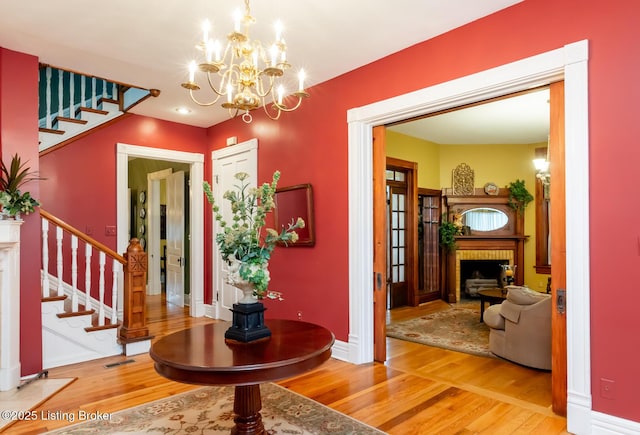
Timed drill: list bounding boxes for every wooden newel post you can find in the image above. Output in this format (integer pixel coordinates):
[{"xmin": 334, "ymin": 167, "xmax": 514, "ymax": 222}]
[{"xmin": 119, "ymin": 238, "xmax": 152, "ymax": 343}]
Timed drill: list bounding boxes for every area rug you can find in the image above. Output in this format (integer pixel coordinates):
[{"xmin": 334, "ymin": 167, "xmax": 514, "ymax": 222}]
[
  {"xmin": 386, "ymin": 301, "xmax": 492, "ymax": 357},
  {"xmin": 45, "ymin": 383, "xmax": 385, "ymax": 434}
]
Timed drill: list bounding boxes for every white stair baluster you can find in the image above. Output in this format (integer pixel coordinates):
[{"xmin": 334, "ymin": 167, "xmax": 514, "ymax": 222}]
[
  {"xmin": 85, "ymin": 244, "xmax": 92, "ymax": 311},
  {"xmin": 111, "ymin": 82, "xmax": 117, "ymax": 102},
  {"xmin": 80, "ymin": 75, "xmax": 86, "ymax": 108},
  {"xmin": 41, "ymin": 219, "xmax": 50, "ymax": 298},
  {"xmin": 45, "ymin": 67, "xmax": 52, "ymax": 129},
  {"xmin": 56, "ymin": 227, "xmax": 63, "ymax": 297},
  {"xmin": 70, "ymin": 235, "xmax": 79, "ymax": 311},
  {"xmin": 111, "ymin": 259, "xmax": 119, "ymax": 324},
  {"xmin": 102, "ymin": 79, "xmax": 108, "ymax": 100},
  {"xmin": 69, "ymin": 72, "xmax": 75, "ymax": 118},
  {"xmin": 91, "ymin": 77, "xmax": 97, "ymax": 109},
  {"xmin": 98, "ymin": 252, "xmax": 106, "ymax": 326},
  {"xmin": 57, "ymin": 70, "xmax": 64, "ymax": 120}
]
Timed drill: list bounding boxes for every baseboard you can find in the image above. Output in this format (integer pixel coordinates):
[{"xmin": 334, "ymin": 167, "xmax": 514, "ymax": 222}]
[
  {"xmin": 330, "ymin": 339, "xmax": 349, "ymax": 362},
  {"xmin": 591, "ymin": 411, "xmax": 640, "ymax": 435}
]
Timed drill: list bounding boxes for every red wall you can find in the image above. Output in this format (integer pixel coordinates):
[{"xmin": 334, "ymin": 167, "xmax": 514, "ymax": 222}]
[
  {"xmin": 39, "ymin": 115, "xmax": 207, "ymax": 243},
  {"xmin": 0, "ymin": 48, "xmax": 42, "ymax": 376},
  {"xmin": 205, "ymin": 0, "xmax": 640, "ymax": 423}
]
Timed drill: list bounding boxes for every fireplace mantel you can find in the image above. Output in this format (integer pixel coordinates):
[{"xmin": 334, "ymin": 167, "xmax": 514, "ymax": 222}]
[{"xmin": 443, "ymin": 189, "xmax": 528, "ymax": 302}]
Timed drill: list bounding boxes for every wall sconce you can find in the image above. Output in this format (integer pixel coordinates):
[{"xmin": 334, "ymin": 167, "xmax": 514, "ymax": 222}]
[
  {"xmin": 533, "ymin": 158, "xmax": 550, "ymax": 185},
  {"xmin": 533, "ymin": 141, "xmax": 550, "ymax": 187}
]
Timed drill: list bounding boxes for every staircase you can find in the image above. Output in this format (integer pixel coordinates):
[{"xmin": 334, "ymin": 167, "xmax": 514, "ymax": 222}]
[
  {"xmin": 38, "ymin": 65, "xmax": 157, "ymax": 153},
  {"xmin": 41, "ymin": 294, "xmax": 122, "ymax": 369},
  {"xmin": 40, "ymin": 210, "xmax": 151, "ymax": 369}
]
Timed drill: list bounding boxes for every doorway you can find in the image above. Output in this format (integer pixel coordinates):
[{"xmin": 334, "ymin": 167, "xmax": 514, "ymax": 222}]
[
  {"xmin": 346, "ymin": 41, "xmax": 590, "ymax": 430},
  {"xmin": 116, "ymin": 143, "xmax": 206, "ymax": 318}
]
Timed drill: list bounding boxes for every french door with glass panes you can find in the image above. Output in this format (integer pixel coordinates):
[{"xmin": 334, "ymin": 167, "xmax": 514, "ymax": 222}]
[{"xmin": 386, "ymin": 169, "xmax": 408, "ymax": 308}]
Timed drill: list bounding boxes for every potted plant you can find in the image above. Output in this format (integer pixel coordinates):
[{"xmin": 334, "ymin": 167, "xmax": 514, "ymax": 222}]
[
  {"xmin": 506, "ymin": 179, "xmax": 533, "ymax": 214},
  {"xmin": 203, "ymin": 170, "xmax": 305, "ymax": 302},
  {"xmin": 439, "ymin": 217, "xmax": 460, "ymax": 252},
  {"xmin": 0, "ymin": 153, "xmax": 42, "ymax": 219}
]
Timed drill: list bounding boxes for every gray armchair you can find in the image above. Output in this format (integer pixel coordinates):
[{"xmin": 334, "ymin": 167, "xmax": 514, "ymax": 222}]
[{"xmin": 483, "ymin": 286, "xmax": 552, "ymax": 370}]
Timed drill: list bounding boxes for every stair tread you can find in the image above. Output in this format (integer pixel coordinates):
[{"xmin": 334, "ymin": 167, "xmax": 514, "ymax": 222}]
[
  {"xmin": 49, "ymin": 297, "xmax": 121, "ymax": 331},
  {"xmin": 39, "ymin": 127, "xmax": 65, "ymax": 135},
  {"xmin": 55, "ymin": 116, "xmax": 88, "ymax": 125},
  {"xmin": 77, "ymin": 106, "xmax": 109, "ymax": 116},
  {"xmin": 98, "ymin": 97, "xmax": 118, "ymax": 105},
  {"xmin": 57, "ymin": 309, "xmax": 95, "ymax": 318},
  {"xmin": 85, "ymin": 322, "xmax": 119, "ymax": 332},
  {"xmin": 42, "ymin": 295, "xmax": 67, "ymax": 302}
]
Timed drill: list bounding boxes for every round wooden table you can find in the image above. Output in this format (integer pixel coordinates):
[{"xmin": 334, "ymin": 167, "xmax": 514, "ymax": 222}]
[
  {"xmin": 150, "ymin": 319, "xmax": 334, "ymax": 435},
  {"xmin": 477, "ymin": 288, "xmax": 508, "ymax": 322}
]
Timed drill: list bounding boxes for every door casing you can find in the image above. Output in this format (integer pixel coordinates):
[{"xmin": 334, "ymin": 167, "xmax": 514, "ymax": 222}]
[
  {"xmin": 347, "ymin": 41, "xmax": 589, "ymax": 433},
  {"xmin": 116, "ymin": 143, "xmax": 205, "ymax": 317}
]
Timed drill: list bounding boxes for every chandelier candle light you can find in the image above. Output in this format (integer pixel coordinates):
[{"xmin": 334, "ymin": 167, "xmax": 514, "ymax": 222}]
[{"xmin": 182, "ymin": 0, "xmax": 309, "ymax": 123}]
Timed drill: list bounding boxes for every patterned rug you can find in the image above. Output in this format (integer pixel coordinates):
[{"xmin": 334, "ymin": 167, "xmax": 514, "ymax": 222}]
[
  {"xmin": 386, "ymin": 300, "xmax": 492, "ymax": 357},
  {"xmin": 45, "ymin": 383, "xmax": 384, "ymax": 434}
]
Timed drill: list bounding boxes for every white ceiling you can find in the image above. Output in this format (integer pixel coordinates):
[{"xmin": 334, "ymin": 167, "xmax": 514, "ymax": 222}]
[
  {"xmin": 0, "ymin": 0, "xmax": 540, "ymax": 141},
  {"xmin": 389, "ymin": 88, "xmax": 550, "ymax": 144}
]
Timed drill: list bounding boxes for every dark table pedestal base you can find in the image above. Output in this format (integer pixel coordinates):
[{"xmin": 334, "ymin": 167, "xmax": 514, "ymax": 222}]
[
  {"xmin": 225, "ymin": 303, "xmax": 271, "ymax": 343},
  {"xmin": 232, "ymin": 385, "xmax": 264, "ymax": 435}
]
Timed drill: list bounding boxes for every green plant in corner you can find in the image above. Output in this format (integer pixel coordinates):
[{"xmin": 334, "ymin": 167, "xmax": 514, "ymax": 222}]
[
  {"xmin": 507, "ymin": 179, "xmax": 533, "ymax": 214},
  {"xmin": 439, "ymin": 215, "xmax": 460, "ymax": 252},
  {"xmin": 0, "ymin": 153, "xmax": 43, "ymax": 219}
]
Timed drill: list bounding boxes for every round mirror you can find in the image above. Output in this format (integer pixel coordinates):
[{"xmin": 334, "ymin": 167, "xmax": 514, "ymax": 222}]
[{"xmin": 461, "ymin": 208, "xmax": 508, "ymax": 232}]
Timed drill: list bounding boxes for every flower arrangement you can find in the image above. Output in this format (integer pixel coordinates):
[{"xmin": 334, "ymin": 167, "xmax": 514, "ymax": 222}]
[
  {"xmin": 203, "ymin": 170, "xmax": 304, "ymax": 300},
  {"xmin": 0, "ymin": 153, "xmax": 42, "ymax": 219}
]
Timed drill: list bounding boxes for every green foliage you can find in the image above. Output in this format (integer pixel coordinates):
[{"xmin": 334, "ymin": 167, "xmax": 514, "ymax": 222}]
[
  {"xmin": 0, "ymin": 154, "xmax": 43, "ymax": 218},
  {"xmin": 203, "ymin": 171, "xmax": 305, "ymax": 299},
  {"xmin": 507, "ymin": 179, "xmax": 533, "ymax": 214},
  {"xmin": 439, "ymin": 217, "xmax": 460, "ymax": 252}
]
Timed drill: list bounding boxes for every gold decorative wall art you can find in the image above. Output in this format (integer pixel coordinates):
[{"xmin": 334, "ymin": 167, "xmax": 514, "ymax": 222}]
[{"xmin": 452, "ymin": 163, "xmax": 474, "ymax": 195}]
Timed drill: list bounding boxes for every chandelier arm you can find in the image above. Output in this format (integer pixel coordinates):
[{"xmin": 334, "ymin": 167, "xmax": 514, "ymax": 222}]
[
  {"xmin": 271, "ymin": 94, "xmax": 307, "ymax": 113},
  {"xmin": 262, "ymin": 104, "xmax": 282, "ymax": 121},
  {"xmin": 188, "ymin": 88, "xmax": 223, "ymax": 107},
  {"xmin": 205, "ymin": 72, "xmax": 227, "ymax": 97},
  {"xmin": 253, "ymin": 75, "xmax": 275, "ymax": 99}
]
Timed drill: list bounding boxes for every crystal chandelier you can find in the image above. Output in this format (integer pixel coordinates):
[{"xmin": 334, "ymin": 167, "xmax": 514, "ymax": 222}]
[{"xmin": 181, "ymin": 0, "xmax": 309, "ymax": 123}]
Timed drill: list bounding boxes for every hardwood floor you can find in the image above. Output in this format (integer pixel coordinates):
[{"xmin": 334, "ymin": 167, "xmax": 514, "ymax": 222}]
[{"xmin": 9, "ymin": 296, "xmax": 567, "ymax": 434}]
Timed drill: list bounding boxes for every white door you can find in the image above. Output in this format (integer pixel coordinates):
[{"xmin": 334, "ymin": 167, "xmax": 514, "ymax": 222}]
[
  {"xmin": 212, "ymin": 139, "xmax": 258, "ymax": 320},
  {"xmin": 147, "ymin": 168, "xmax": 173, "ymax": 296},
  {"xmin": 166, "ymin": 170, "xmax": 185, "ymax": 307}
]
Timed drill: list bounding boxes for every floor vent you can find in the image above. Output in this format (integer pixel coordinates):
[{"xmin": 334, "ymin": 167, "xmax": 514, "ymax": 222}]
[{"xmin": 104, "ymin": 359, "xmax": 135, "ymax": 368}]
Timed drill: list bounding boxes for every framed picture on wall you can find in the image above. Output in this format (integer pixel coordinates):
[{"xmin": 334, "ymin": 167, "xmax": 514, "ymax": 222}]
[{"xmin": 274, "ymin": 183, "xmax": 315, "ymax": 246}]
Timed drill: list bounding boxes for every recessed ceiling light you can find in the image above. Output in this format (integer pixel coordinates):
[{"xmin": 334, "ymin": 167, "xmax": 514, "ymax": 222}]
[{"xmin": 175, "ymin": 107, "xmax": 191, "ymax": 115}]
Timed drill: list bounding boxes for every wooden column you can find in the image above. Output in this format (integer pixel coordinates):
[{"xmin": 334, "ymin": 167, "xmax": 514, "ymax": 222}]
[{"xmin": 119, "ymin": 238, "xmax": 151, "ymax": 343}]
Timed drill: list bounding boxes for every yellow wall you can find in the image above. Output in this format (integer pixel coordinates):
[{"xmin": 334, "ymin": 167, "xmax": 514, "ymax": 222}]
[
  {"xmin": 386, "ymin": 131, "xmax": 440, "ymax": 188},
  {"xmin": 387, "ymin": 131, "xmax": 549, "ymax": 292}
]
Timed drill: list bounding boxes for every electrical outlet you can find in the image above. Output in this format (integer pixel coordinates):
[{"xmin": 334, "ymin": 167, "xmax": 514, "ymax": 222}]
[
  {"xmin": 85, "ymin": 225, "xmax": 94, "ymax": 236},
  {"xmin": 105, "ymin": 225, "xmax": 117, "ymax": 236},
  {"xmin": 600, "ymin": 378, "xmax": 615, "ymax": 399}
]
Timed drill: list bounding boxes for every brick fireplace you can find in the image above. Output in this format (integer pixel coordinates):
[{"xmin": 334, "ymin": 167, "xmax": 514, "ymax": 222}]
[{"xmin": 456, "ymin": 249, "xmax": 514, "ymax": 301}]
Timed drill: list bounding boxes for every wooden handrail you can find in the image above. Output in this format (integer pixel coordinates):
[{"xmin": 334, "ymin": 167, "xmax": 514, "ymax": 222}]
[{"xmin": 40, "ymin": 209, "xmax": 126, "ymax": 264}]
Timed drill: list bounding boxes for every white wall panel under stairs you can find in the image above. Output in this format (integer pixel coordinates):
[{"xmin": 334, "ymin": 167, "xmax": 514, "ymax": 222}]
[{"xmin": 41, "ymin": 299, "xmax": 122, "ymax": 369}]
